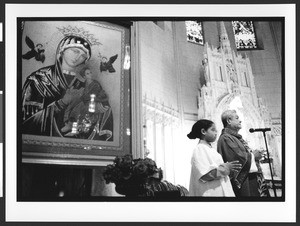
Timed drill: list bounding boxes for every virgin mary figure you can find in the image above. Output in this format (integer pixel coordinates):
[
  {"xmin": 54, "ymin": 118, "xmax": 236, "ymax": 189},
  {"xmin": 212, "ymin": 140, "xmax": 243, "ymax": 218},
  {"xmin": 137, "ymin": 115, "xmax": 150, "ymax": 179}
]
[{"xmin": 21, "ymin": 31, "xmax": 113, "ymax": 141}]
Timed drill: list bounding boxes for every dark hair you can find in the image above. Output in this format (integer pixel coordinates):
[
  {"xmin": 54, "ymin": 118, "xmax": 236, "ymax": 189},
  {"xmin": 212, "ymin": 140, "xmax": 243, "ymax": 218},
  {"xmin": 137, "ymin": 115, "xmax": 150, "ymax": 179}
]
[
  {"xmin": 187, "ymin": 119, "xmax": 214, "ymax": 140},
  {"xmin": 79, "ymin": 67, "xmax": 90, "ymax": 78}
]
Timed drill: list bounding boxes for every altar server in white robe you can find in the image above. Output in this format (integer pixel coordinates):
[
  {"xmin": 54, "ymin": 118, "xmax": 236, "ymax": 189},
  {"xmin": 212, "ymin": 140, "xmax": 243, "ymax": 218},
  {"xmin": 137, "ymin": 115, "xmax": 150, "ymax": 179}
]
[{"xmin": 187, "ymin": 119, "xmax": 242, "ymax": 196}]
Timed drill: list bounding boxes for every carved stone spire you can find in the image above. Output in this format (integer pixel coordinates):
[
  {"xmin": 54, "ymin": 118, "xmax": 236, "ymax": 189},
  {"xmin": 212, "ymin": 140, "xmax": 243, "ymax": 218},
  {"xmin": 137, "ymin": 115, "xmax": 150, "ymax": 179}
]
[{"xmin": 219, "ymin": 21, "xmax": 231, "ymax": 54}]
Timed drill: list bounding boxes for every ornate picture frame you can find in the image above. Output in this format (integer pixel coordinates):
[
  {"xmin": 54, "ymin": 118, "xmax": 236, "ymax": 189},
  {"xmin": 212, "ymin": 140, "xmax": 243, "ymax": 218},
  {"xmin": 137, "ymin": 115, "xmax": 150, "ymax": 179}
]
[{"xmin": 19, "ymin": 20, "xmax": 133, "ymax": 166}]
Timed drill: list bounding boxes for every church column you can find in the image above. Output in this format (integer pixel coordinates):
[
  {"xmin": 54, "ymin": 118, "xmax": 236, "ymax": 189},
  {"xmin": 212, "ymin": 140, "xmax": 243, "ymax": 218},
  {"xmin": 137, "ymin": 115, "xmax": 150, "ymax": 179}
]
[
  {"xmin": 219, "ymin": 21, "xmax": 232, "ymax": 93},
  {"xmin": 131, "ymin": 22, "xmax": 143, "ymax": 158},
  {"xmin": 246, "ymin": 57, "xmax": 259, "ymax": 108},
  {"xmin": 171, "ymin": 22, "xmax": 184, "ymax": 126}
]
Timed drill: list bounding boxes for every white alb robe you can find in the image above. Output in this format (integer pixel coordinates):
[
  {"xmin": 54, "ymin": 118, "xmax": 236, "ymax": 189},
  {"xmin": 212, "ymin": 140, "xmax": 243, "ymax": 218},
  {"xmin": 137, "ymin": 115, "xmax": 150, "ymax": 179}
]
[{"xmin": 189, "ymin": 143, "xmax": 235, "ymax": 197}]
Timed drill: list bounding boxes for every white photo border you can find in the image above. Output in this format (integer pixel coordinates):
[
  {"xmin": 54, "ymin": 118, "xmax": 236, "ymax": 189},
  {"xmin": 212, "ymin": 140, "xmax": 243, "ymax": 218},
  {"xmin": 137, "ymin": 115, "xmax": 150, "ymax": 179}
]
[{"xmin": 5, "ymin": 4, "xmax": 295, "ymax": 222}]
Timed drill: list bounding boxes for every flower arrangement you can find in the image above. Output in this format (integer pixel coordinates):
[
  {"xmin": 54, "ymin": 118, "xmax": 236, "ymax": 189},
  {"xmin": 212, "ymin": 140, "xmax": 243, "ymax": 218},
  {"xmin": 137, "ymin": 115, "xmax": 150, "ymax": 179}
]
[
  {"xmin": 102, "ymin": 155, "xmax": 163, "ymax": 196},
  {"xmin": 103, "ymin": 154, "xmax": 189, "ymax": 197},
  {"xmin": 103, "ymin": 154, "xmax": 162, "ymax": 184}
]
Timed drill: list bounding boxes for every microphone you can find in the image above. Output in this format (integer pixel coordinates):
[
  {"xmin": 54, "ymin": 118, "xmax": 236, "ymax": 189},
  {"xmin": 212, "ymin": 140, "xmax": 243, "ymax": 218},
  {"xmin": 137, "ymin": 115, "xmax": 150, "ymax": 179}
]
[{"xmin": 249, "ymin": 128, "xmax": 271, "ymax": 133}]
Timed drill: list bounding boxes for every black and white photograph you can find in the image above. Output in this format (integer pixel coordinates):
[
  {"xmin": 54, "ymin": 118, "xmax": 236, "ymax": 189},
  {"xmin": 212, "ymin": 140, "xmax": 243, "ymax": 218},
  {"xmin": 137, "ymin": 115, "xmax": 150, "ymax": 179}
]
[
  {"xmin": 19, "ymin": 18, "xmax": 283, "ymax": 200},
  {"xmin": 3, "ymin": 3, "xmax": 296, "ymax": 223}
]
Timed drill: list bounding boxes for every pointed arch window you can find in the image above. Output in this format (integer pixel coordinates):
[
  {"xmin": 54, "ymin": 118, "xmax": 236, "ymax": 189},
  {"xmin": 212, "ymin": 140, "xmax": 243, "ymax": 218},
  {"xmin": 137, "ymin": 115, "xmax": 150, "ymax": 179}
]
[
  {"xmin": 185, "ymin": 21, "xmax": 204, "ymax": 45},
  {"xmin": 232, "ymin": 21, "xmax": 258, "ymax": 50}
]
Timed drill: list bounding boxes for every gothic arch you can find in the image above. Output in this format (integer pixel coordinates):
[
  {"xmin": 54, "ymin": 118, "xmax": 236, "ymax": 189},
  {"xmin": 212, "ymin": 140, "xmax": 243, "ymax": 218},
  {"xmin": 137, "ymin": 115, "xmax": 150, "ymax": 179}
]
[{"xmin": 214, "ymin": 93, "xmax": 265, "ymax": 148}]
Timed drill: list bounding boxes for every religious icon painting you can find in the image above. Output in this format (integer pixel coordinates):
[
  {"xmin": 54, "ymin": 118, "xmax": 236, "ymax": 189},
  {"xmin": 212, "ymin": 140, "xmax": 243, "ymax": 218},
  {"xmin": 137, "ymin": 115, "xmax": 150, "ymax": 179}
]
[{"xmin": 19, "ymin": 20, "xmax": 132, "ymax": 165}]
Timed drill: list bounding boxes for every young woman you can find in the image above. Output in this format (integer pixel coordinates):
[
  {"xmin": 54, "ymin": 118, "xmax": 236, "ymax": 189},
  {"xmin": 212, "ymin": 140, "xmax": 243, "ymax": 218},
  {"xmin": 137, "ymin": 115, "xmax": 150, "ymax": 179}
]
[{"xmin": 187, "ymin": 119, "xmax": 241, "ymax": 197}]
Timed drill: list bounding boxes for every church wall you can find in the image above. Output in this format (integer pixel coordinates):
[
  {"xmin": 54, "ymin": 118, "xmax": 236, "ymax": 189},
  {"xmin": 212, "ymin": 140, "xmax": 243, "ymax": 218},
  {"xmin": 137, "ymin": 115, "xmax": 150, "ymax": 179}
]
[
  {"xmin": 203, "ymin": 21, "xmax": 237, "ymax": 50},
  {"xmin": 202, "ymin": 21, "xmax": 219, "ymax": 47},
  {"xmin": 139, "ymin": 21, "xmax": 178, "ymax": 109},
  {"xmin": 139, "ymin": 20, "xmax": 282, "ymax": 127},
  {"xmin": 139, "ymin": 21, "xmax": 206, "ymax": 187},
  {"xmin": 138, "ymin": 20, "xmax": 282, "ymax": 186},
  {"xmin": 234, "ymin": 22, "xmax": 282, "ymax": 119},
  {"xmin": 190, "ymin": 20, "xmax": 282, "ymax": 120},
  {"xmin": 173, "ymin": 22, "xmax": 204, "ymax": 120},
  {"xmin": 139, "ymin": 21, "xmax": 210, "ymax": 119}
]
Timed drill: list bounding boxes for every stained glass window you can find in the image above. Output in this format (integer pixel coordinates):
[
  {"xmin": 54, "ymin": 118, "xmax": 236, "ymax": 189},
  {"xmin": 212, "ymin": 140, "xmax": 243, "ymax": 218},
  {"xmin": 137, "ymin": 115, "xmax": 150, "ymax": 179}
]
[
  {"xmin": 232, "ymin": 21, "xmax": 257, "ymax": 50},
  {"xmin": 185, "ymin": 21, "xmax": 204, "ymax": 45}
]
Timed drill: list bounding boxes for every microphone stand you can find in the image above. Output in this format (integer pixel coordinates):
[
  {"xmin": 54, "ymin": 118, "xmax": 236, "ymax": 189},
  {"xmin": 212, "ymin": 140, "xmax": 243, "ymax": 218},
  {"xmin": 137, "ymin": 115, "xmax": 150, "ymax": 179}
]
[{"xmin": 262, "ymin": 131, "xmax": 277, "ymax": 197}]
